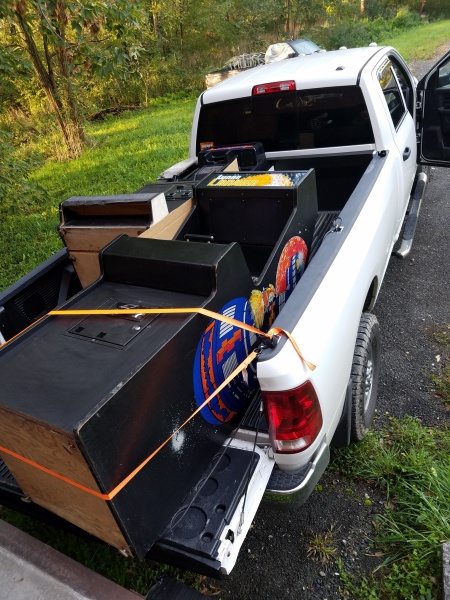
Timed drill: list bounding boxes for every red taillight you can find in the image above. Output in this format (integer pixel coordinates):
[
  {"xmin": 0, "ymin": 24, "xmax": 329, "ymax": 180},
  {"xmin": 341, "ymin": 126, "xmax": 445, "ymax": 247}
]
[
  {"xmin": 252, "ymin": 80, "xmax": 296, "ymax": 96},
  {"xmin": 262, "ymin": 381, "xmax": 323, "ymax": 454}
]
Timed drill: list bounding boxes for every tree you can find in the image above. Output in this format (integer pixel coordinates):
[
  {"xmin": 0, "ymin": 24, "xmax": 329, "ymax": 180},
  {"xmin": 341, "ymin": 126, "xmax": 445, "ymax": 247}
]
[
  {"xmin": 278, "ymin": 0, "xmax": 328, "ymax": 38},
  {"xmin": 0, "ymin": 1, "xmax": 145, "ymax": 157}
]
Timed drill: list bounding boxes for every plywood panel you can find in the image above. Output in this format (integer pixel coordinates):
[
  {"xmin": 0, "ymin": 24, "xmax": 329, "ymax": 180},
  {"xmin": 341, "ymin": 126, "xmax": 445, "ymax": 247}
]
[
  {"xmin": 69, "ymin": 251, "xmax": 101, "ymax": 288},
  {"xmin": 0, "ymin": 409, "xmax": 94, "ymax": 486},
  {"xmin": 0, "ymin": 408, "xmax": 130, "ymax": 553},
  {"xmin": 60, "ymin": 226, "xmax": 147, "ymax": 253},
  {"xmin": 139, "ymin": 198, "xmax": 194, "ymax": 241},
  {"xmin": 2, "ymin": 455, "xmax": 130, "ymax": 552}
]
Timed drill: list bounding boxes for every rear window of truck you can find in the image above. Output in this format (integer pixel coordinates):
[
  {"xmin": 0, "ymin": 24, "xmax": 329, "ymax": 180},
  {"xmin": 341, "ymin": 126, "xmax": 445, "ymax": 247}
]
[{"xmin": 197, "ymin": 85, "xmax": 374, "ymax": 153}]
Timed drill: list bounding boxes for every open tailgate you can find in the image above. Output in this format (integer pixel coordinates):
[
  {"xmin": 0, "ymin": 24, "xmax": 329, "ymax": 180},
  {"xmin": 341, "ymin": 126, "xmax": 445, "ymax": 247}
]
[{"xmin": 149, "ymin": 436, "xmax": 275, "ymax": 577}]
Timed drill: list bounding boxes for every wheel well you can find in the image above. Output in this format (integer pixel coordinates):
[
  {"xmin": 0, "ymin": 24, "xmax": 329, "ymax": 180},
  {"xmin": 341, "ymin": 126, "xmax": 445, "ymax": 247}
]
[{"xmin": 363, "ymin": 277, "xmax": 378, "ymax": 312}]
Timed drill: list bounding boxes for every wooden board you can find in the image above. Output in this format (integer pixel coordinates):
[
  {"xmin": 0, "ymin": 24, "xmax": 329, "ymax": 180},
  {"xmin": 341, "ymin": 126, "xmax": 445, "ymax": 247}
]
[
  {"xmin": 60, "ymin": 226, "xmax": 148, "ymax": 253},
  {"xmin": 0, "ymin": 408, "xmax": 130, "ymax": 553},
  {"xmin": 139, "ymin": 197, "xmax": 194, "ymax": 241},
  {"xmin": 68, "ymin": 251, "xmax": 102, "ymax": 288}
]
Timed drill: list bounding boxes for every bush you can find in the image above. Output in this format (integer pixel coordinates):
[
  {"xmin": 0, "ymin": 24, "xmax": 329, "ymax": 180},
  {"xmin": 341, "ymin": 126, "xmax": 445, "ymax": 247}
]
[
  {"xmin": 425, "ymin": 0, "xmax": 450, "ymax": 18},
  {"xmin": 318, "ymin": 9, "xmax": 421, "ymax": 50},
  {"xmin": 391, "ymin": 7, "xmax": 422, "ymax": 30},
  {"xmin": 322, "ymin": 20, "xmax": 384, "ymax": 49},
  {"xmin": 0, "ymin": 127, "xmax": 43, "ymax": 217}
]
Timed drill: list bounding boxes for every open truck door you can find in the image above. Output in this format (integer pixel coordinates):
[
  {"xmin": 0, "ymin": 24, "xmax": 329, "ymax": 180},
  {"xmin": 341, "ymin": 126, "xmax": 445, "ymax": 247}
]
[
  {"xmin": 394, "ymin": 49, "xmax": 450, "ymax": 258},
  {"xmin": 417, "ymin": 50, "xmax": 450, "ymax": 166}
]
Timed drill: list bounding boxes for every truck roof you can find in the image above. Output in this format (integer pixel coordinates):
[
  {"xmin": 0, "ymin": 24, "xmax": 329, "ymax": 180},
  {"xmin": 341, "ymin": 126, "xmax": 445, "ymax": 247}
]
[{"xmin": 202, "ymin": 46, "xmax": 389, "ymax": 103}]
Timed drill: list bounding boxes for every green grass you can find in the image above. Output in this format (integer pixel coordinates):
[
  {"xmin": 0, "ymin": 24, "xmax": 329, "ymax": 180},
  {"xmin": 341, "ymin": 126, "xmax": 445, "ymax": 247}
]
[
  {"xmin": 381, "ymin": 19, "xmax": 450, "ymax": 61},
  {"xmin": 307, "ymin": 525, "xmax": 338, "ymax": 563},
  {"xmin": 31, "ymin": 99, "xmax": 197, "ymax": 197},
  {"xmin": 0, "ymin": 97, "xmax": 196, "ymax": 291},
  {"xmin": 334, "ymin": 415, "xmax": 450, "ymax": 599}
]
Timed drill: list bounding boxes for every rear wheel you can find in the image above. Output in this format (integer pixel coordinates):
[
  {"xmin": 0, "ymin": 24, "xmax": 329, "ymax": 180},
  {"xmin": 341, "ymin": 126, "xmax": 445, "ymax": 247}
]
[{"xmin": 350, "ymin": 312, "xmax": 380, "ymax": 442}]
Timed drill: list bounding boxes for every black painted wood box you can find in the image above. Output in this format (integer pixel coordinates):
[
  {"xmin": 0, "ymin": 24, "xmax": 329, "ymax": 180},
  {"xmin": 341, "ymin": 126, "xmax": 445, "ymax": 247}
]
[{"xmin": 0, "ymin": 237, "xmax": 254, "ymax": 558}]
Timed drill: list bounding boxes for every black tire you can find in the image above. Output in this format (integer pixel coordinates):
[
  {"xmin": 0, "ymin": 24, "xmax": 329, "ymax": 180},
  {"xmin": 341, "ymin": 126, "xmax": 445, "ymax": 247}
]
[{"xmin": 350, "ymin": 312, "xmax": 380, "ymax": 442}]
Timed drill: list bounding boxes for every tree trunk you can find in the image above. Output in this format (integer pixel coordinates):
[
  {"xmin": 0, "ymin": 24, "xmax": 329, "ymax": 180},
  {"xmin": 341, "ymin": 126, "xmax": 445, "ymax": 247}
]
[
  {"xmin": 14, "ymin": 10, "xmax": 82, "ymax": 157},
  {"xmin": 150, "ymin": 0, "xmax": 159, "ymax": 35},
  {"xmin": 58, "ymin": 47, "xmax": 86, "ymax": 150},
  {"xmin": 43, "ymin": 34, "xmax": 58, "ymax": 99},
  {"xmin": 285, "ymin": 0, "xmax": 292, "ymax": 37},
  {"xmin": 54, "ymin": 17, "xmax": 86, "ymax": 151}
]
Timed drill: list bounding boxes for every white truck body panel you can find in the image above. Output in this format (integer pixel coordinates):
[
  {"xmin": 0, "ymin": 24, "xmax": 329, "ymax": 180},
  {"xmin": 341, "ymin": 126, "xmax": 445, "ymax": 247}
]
[
  {"xmin": 258, "ymin": 150, "xmax": 403, "ymax": 471},
  {"xmin": 215, "ymin": 439, "xmax": 275, "ymax": 575}
]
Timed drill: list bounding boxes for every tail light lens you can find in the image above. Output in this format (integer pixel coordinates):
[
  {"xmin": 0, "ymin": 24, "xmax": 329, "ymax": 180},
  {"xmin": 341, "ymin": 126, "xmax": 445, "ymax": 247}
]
[
  {"xmin": 252, "ymin": 80, "xmax": 296, "ymax": 95},
  {"xmin": 262, "ymin": 381, "xmax": 323, "ymax": 454}
]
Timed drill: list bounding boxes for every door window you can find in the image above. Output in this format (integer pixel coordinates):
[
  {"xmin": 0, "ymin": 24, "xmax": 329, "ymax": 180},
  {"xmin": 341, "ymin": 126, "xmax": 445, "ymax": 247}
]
[
  {"xmin": 391, "ymin": 61, "xmax": 414, "ymax": 116},
  {"xmin": 421, "ymin": 53, "xmax": 450, "ymax": 162},
  {"xmin": 438, "ymin": 63, "xmax": 450, "ymax": 88},
  {"xmin": 377, "ymin": 60, "xmax": 407, "ymax": 129}
]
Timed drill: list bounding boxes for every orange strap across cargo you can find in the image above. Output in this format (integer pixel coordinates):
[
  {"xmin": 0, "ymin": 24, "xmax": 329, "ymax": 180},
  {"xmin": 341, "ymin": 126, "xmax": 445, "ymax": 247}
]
[
  {"xmin": 0, "ymin": 347, "xmax": 259, "ymax": 501},
  {"xmin": 0, "ymin": 315, "xmax": 46, "ymax": 349},
  {"xmin": 0, "ymin": 307, "xmax": 315, "ymax": 501},
  {"xmin": 46, "ymin": 307, "xmax": 315, "ymax": 371}
]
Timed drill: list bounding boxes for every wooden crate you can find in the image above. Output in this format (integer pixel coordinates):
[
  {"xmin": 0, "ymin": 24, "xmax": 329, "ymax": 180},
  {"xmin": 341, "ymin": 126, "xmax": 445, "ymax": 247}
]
[{"xmin": 59, "ymin": 193, "xmax": 193, "ymax": 287}]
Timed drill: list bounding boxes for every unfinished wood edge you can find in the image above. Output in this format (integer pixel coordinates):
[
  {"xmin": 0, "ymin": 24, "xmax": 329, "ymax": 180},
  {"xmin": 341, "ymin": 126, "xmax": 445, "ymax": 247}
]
[
  {"xmin": 0, "ymin": 407, "xmax": 100, "ymax": 489},
  {"xmin": 139, "ymin": 197, "xmax": 194, "ymax": 240},
  {"xmin": 2, "ymin": 456, "xmax": 131, "ymax": 553}
]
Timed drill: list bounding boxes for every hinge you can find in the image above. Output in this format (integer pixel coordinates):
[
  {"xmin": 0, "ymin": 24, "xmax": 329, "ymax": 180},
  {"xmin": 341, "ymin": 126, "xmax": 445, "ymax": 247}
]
[
  {"xmin": 416, "ymin": 90, "xmax": 423, "ymax": 114},
  {"xmin": 415, "ymin": 90, "xmax": 423, "ymax": 148}
]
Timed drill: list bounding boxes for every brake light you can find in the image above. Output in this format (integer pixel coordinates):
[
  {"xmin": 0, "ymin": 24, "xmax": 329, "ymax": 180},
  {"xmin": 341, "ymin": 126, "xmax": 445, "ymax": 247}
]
[
  {"xmin": 262, "ymin": 381, "xmax": 322, "ymax": 454},
  {"xmin": 252, "ymin": 80, "xmax": 296, "ymax": 96}
]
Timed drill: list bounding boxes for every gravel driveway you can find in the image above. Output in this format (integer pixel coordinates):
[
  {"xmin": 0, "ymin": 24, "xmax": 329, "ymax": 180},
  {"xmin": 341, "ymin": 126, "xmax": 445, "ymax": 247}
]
[{"xmin": 209, "ymin": 48, "xmax": 450, "ymax": 600}]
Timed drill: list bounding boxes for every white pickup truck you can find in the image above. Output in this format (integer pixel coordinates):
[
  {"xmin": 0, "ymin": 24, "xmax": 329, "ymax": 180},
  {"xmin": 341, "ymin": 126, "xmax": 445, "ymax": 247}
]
[{"xmin": 1, "ymin": 45, "xmax": 450, "ymax": 581}]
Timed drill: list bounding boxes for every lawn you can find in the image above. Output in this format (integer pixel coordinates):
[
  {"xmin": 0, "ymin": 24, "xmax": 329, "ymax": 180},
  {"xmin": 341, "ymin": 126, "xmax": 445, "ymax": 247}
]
[
  {"xmin": 0, "ymin": 97, "xmax": 196, "ymax": 291},
  {"xmin": 380, "ymin": 18, "xmax": 450, "ymax": 61}
]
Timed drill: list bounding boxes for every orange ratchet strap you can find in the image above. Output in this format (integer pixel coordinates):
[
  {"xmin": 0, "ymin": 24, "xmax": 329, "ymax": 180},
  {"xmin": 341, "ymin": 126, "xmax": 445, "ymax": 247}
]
[
  {"xmin": 0, "ymin": 306, "xmax": 315, "ymax": 501},
  {"xmin": 46, "ymin": 307, "xmax": 315, "ymax": 371},
  {"xmin": 0, "ymin": 348, "xmax": 259, "ymax": 501}
]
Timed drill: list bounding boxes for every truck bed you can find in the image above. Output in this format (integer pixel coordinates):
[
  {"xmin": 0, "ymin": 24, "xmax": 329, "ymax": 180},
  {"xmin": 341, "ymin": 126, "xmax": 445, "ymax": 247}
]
[
  {"xmin": 0, "ymin": 205, "xmax": 338, "ymax": 491},
  {"xmin": 0, "ymin": 147, "xmax": 374, "ymax": 575}
]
